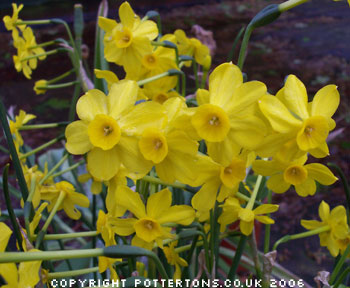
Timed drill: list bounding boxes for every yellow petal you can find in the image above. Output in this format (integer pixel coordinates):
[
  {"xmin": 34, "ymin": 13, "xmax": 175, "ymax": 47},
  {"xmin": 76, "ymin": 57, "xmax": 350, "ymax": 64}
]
[
  {"xmin": 267, "ymin": 174, "xmax": 290, "ymax": 194},
  {"xmin": 115, "ymin": 186, "xmax": 146, "ymax": 219},
  {"xmin": 0, "ymin": 263, "xmax": 18, "ymax": 286},
  {"xmin": 239, "ymin": 219, "xmax": 254, "ymax": 236},
  {"xmin": 131, "ymin": 235, "xmax": 154, "ymax": 250},
  {"xmin": 119, "ymin": 2, "xmax": 135, "ymax": 28},
  {"xmin": 252, "ymin": 159, "xmax": 283, "ymax": 176},
  {"xmin": 18, "ymin": 259, "xmax": 42, "ymax": 288},
  {"xmin": 281, "ymin": 75, "xmax": 309, "ymax": 119},
  {"xmin": 191, "ymin": 180, "xmax": 220, "ymax": 212},
  {"xmin": 77, "ymin": 89, "xmax": 108, "ymax": 122},
  {"xmin": 111, "ymin": 218, "xmax": 137, "ymax": 236},
  {"xmin": 300, "ymin": 219, "xmax": 323, "ymax": 230},
  {"xmin": 255, "ymin": 215, "xmax": 275, "ymax": 224},
  {"xmin": 147, "ymin": 188, "xmax": 172, "ymax": 219},
  {"xmin": 311, "ymin": 84, "xmax": 339, "ymax": 119},
  {"xmin": 196, "ymin": 89, "xmax": 210, "ymax": 106},
  {"xmin": 65, "ymin": 121, "xmax": 92, "ymax": 155},
  {"xmin": 319, "ymin": 201, "xmax": 330, "ymax": 222},
  {"xmin": 87, "ymin": 147, "xmax": 120, "ymax": 181},
  {"xmin": 253, "ymin": 204, "xmax": 279, "ymax": 215},
  {"xmin": 139, "ymin": 128, "xmax": 168, "ymax": 163},
  {"xmin": 295, "ymin": 178, "xmax": 316, "ymax": 197},
  {"xmin": 305, "ymin": 163, "xmax": 337, "ymax": 185},
  {"xmin": 0, "ymin": 223, "xmax": 12, "ymax": 252},
  {"xmin": 209, "ymin": 63, "xmax": 243, "ymax": 107},
  {"xmin": 157, "ymin": 205, "xmax": 195, "ymax": 225},
  {"xmin": 98, "ymin": 16, "xmax": 117, "ymax": 32},
  {"xmin": 133, "ymin": 20, "xmax": 158, "ymax": 40},
  {"xmin": 259, "ymin": 95, "xmax": 301, "ymax": 133},
  {"xmin": 309, "ymin": 142, "xmax": 330, "ymax": 158}
]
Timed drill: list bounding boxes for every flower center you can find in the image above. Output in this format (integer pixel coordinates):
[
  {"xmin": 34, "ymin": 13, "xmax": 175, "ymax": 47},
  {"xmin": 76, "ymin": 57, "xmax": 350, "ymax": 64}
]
[
  {"xmin": 209, "ymin": 116, "xmax": 220, "ymax": 126},
  {"xmin": 144, "ymin": 220, "xmax": 154, "ymax": 230},
  {"xmin": 220, "ymin": 158, "xmax": 246, "ymax": 188},
  {"xmin": 154, "ymin": 139, "xmax": 163, "ymax": 150},
  {"xmin": 284, "ymin": 164, "xmax": 308, "ymax": 185},
  {"xmin": 304, "ymin": 126, "xmax": 313, "ymax": 136},
  {"xmin": 88, "ymin": 114, "xmax": 121, "ymax": 150},
  {"xmin": 139, "ymin": 128, "xmax": 168, "ymax": 164},
  {"xmin": 154, "ymin": 93, "xmax": 168, "ymax": 104},
  {"xmin": 142, "ymin": 53, "xmax": 158, "ymax": 69},
  {"xmin": 114, "ymin": 27, "xmax": 133, "ymax": 48}
]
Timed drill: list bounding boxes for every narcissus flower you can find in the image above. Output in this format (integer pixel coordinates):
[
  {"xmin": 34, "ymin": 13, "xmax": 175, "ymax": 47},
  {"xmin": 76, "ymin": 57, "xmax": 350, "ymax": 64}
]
[
  {"xmin": 218, "ymin": 197, "xmax": 279, "ymax": 236},
  {"xmin": 164, "ymin": 241, "xmax": 188, "ymax": 280},
  {"xmin": 191, "ymin": 62, "xmax": 267, "ymax": 165},
  {"xmin": 9, "ymin": 109, "xmax": 36, "ymax": 147},
  {"xmin": 138, "ymin": 97, "xmax": 199, "ymax": 184},
  {"xmin": 98, "ymin": 2, "xmax": 158, "ymax": 73},
  {"xmin": 301, "ymin": 201, "xmax": 349, "ymax": 257},
  {"xmin": 111, "ymin": 187, "xmax": 195, "ymax": 249},
  {"xmin": 252, "ymin": 155, "xmax": 337, "ymax": 197},
  {"xmin": 174, "ymin": 29, "xmax": 210, "ymax": 67},
  {"xmin": 3, "ymin": 3, "xmax": 26, "ymax": 33},
  {"xmin": 41, "ymin": 181, "xmax": 89, "ymax": 220},
  {"xmin": 65, "ymin": 80, "xmax": 166, "ymax": 180},
  {"xmin": 33, "ymin": 79, "xmax": 48, "ymax": 95},
  {"xmin": 94, "ymin": 69, "xmax": 119, "ymax": 91},
  {"xmin": 259, "ymin": 75, "xmax": 340, "ymax": 159}
]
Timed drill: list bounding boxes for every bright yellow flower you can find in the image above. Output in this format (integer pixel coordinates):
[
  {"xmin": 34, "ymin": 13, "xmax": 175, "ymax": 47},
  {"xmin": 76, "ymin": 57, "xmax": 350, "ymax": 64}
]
[
  {"xmin": 191, "ymin": 63, "xmax": 267, "ymax": 165},
  {"xmin": 111, "ymin": 187, "xmax": 195, "ymax": 250},
  {"xmin": 97, "ymin": 210, "xmax": 117, "ymax": 246},
  {"xmin": 127, "ymin": 34, "xmax": 178, "ymax": 88},
  {"xmin": 164, "ymin": 241, "xmax": 188, "ymax": 280},
  {"xmin": 138, "ymin": 97, "xmax": 199, "ymax": 184},
  {"xmin": 252, "ymin": 155, "xmax": 337, "ymax": 197},
  {"xmin": 0, "ymin": 221, "xmax": 12, "ymax": 252},
  {"xmin": 99, "ymin": 256, "xmax": 120, "ymax": 281},
  {"xmin": 174, "ymin": 29, "xmax": 210, "ymax": 67},
  {"xmin": 191, "ymin": 153, "xmax": 251, "ymax": 218},
  {"xmin": 65, "ymin": 80, "xmax": 167, "ymax": 181},
  {"xmin": 98, "ymin": 2, "xmax": 158, "ymax": 72},
  {"xmin": 12, "ymin": 27, "xmax": 46, "ymax": 79},
  {"xmin": 9, "ymin": 109, "xmax": 36, "ymax": 147},
  {"xmin": 258, "ymin": 75, "xmax": 340, "ymax": 159},
  {"xmin": 3, "ymin": 3, "xmax": 25, "ymax": 32},
  {"xmin": 33, "ymin": 79, "xmax": 48, "ymax": 95},
  {"xmin": 41, "ymin": 181, "xmax": 89, "ymax": 220},
  {"xmin": 301, "ymin": 201, "xmax": 349, "ymax": 257},
  {"xmin": 218, "ymin": 197, "xmax": 279, "ymax": 236},
  {"xmin": 94, "ymin": 69, "xmax": 119, "ymax": 91}
]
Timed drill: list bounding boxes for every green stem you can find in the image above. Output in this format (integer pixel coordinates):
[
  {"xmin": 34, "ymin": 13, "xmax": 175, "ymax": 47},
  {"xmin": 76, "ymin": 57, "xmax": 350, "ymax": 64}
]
[
  {"xmin": 25, "ymin": 174, "xmax": 37, "ymax": 240},
  {"xmin": 246, "ymin": 175, "xmax": 263, "ymax": 210},
  {"xmin": 0, "ymin": 99, "xmax": 29, "ymax": 200},
  {"xmin": 248, "ymin": 228, "xmax": 262, "ymax": 279},
  {"xmin": 333, "ymin": 267, "xmax": 350, "ymax": 288},
  {"xmin": 48, "ymin": 267, "xmax": 99, "ymax": 279},
  {"xmin": 330, "ymin": 245, "xmax": 350, "ymax": 284},
  {"xmin": 0, "ymin": 248, "xmax": 104, "ymax": 263},
  {"xmin": 20, "ymin": 49, "xmax": 65, "ymax": 62},
  {"xmin": 19, "ymin": 122, "xmax": 69, "ymax": 130},
  {"xmin": 19, "ymin": 134, "xmax": 64, "ymax": 160},
  {"xmin": 47, "ymin": 69, "xmax": 75, "ymax": 84},
  {"xmin": 227, "ymin": 26, "xmax": 245, "ymax": 62},
  {"xmin": 29, "ymin": 40, "xmax": 57, "ymax": 50},
  {"xmin": 193, "ymin": 62, "xmax": 199, "ymax": 90},
  {"xmin": 33, "ymin": 231, "xmax": 99, "ymax": 240},
  {"xmin": 35, "ymin": 191, "xmax": 66, "ymax": 248},
  {"xmin": 36, "ymin": 81, "xmax": 78, "ymax": 90},
  {"xmin": 3, "ymin": 164, "xmax": 24, "ymax": 251},
  {"xmin": 273, "ymin": 226, "xmax": 330, "ymax": 251},
  {"xmin": 69, "ymin": 82, "xmax": 81, "ymax": 121},
  {"xmin": 278, "ymin": 0, "xmax": 310, "ymax": 12},
  {"xmin": 264, "ymin": 189, "xmax": 272, "ymax": 253},
  {"xmin": 237, "ymin": 27, "xmax": 253, "ymax": 70},
  {"xmin": 181, "ymin": 72, "xmax": 186, "ymax": 97},
  {"xmin": 15, "ymin": 20, "xmax": 51, "ymax": 26},
  {"xmin": 39, "ymin": 153, "xmax": 69, "ymax": 185},
  {"xmin": 227, "ymin": 235, "xmax": 247, "ymax": 280},
  {"xmin": 50, "ymin": 159, "xmax": 85, "ymax": 178},
  {"xmin": 137, "ymin": 69, "xmax": 183, "ymax": 87}
]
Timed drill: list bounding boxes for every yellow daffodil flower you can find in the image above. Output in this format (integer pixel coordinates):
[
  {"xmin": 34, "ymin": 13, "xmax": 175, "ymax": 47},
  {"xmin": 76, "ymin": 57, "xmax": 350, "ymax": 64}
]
[
  {"xmin": 192, "ymin": 62, "xmax": 267, "ymax": 165},
  {"xmin": 65, "ymin": 80, "xmax": 166, "ymax": 181},
  {"xmin": 252, "ymin": 155, "xmax": 337, "ymax": 197},
  {"xmin": 138, "ymin": 97, "xmax": 199, "ymax": 184},
  {"xmin": 218, "ymin": 197, "xmax": 279, "ymax": 236},
  {"xmin": 98, "ymin": 2, "xmax": 158, "ymax": 72},
  {"xmin": 174, "ymin": 29, "xmax": 210, "ymax": 67},
  {"xmin": 33, "ymin": 79, "xmax": 48, "ymax": 95},
  {"xmin": 111, "ymin": 187, "xmax": 195, "ymax": 250},
  {"xmin": 3, "ymin": 3, "xmax": 26, "ymax": 33},
  {"xmin": 164, "ymin": 241, "xmax": 188, "ymax": 280},
  {"xmin": 191, "ymin": 153, "xmax": 250, "ymax": 219},
  {"xmin": 41, "ymin": 181, "xmax": 89, "ymax": 220},
  {"xmin": 258, "ymin": 75, "xmax": 340, "ymax": 159},
  {"xmin": 9, "ymin": 109, "xmax": 36, "ymax": 147},
  {"xmin": 12, "ymin": 27, "xmax": 46, "ymax": 79},
  {"xmin": 301, "ymin": 201, "xmax": 349, "ymax": 257},
  {"xmin": 127, "ymin": 34, "xmax": 178, "ymax": 88},
  {"xmin": 99, "ymin": 256, "xmax": 120, "ymax": 281},
  {"xmin": 97, "ymin": 210, "xmax": 118, "ymax": 246}
]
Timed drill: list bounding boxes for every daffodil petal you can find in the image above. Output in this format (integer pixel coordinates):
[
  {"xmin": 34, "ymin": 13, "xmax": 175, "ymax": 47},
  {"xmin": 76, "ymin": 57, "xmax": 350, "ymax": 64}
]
[
  {"xmin": 98, "ymin": 16, "xmax": 117, "ymax": 32},
  {"xmin": 239, "ymin": 220, "xmax": 254, "ymax": 236},
  {"xmin": 295, "ymin": 178, "xmax": 316, "ymax": 197},
  {"xmin": 65, "ymin": 121, "xmax": 92, "ymax": 155},
  {"xmin": 111, "ymin": 218, "xmax": 137, "ymax": 236},
  {"xmin": 76, "ymin": 89, "xmax": 108, "ymax": 122},
  {"xmin": 115, "ymin": 186, "xmax": 146, "ymax": 219},
  {"xmin": 157, "ymin": 205, "xmax": 195, "ymax": 225},
  {"xmin": 119, "ymin": 1, "xmax": 135, "ymax": 28},
  {"xmin": 300, "ymin": 220, "xmax": 323, "ymax": 230},
  {"xmin": 267, "ymin": 174, "xmax": 290, "ymax": 194},
  {"xmin": 253, "ymin": 204, "xmax": 279, "ymax": 215},
  {"xmin": 0, "ymin": 223, "xmax": 12, "ymax": 252},
  {"xmin": 311, "ymin": 84, "xmax": 340, "ymax": 119},
  {"xmin": 191, "ymin": 180, "xmax": 220, "ymax": 212},
  {"xmin": 255, "ymin": 215, "xmax": 275, "ymax": 224},
  {"xmin": 305, "ymin": 163, "xmax": 337, "ymax": 186},
  {"xmin": 147, "ymin": 188, "xmax": 172, "ymax": 219}
]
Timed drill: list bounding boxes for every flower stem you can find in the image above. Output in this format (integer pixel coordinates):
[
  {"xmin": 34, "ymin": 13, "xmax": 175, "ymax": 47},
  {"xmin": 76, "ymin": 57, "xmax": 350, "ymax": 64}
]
[
  {"xmin": 273, "ymin": 225, "xmax": 330, "ymax": 251},
  {"xmin": 246, "ymin": 175, "xmax": 263, "ymax": 210},
  {"xmin": 227, "ymin": 235, "xmax": 247, "ymax": 280},
  {"xmin": 25, "ymin": 174, "xmax": 37, "ymax": 240},
  {"xmin": 39, "ymin": 153, "xmax": 69, "ymax": 185},
  {"xmin": 20, "ymin": 49, "xmax": 66, "ymax": 62},
  {"xmin": 50, "ymin": 159, "xmax": 85, "ymax": 179},
  {"xmin": 32, "ymin": 230, "xmax": 99, "ymax": 240},
  {"xmin": 47, "ymin": 69, "xmax": 75, "ymax": 84},
  {"xmin": 19, "ymin": 134, "xmax": 64, "ymax": 160},
  {"xmin": 15, "ymin": 20, "xmax": 52, "ymax": 26},
  {"xmin": 330, "ymin": 245, "xmax": 350, "ymax": 285},
  {"xmin": 19, "ymin": 122, "xmax": 69, "ymax": 130},
  {"xmin": 193, "ymin": 62, "xmax": 199, "ymax": 90},
  {"xmin": 47, "ymin": 267, "xmax": 100, "ymax": 279},
  {"xmin": 29, "ymin": 40, "xmax": 57, "ymax": 50},
  {"xmin": 35, "ymin": 191, "xmax": 66, "ymax": 248},
  {"xmin": 36, "ymin": 81, "xmax": 79, "ymax": 90},
  {"xmin": 137, "ymin": 69, "xmax": 183, "ymax": 87},
  {"xmin": 264, "ymin": 189, "xmax": 272, "ymax": 253}
]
